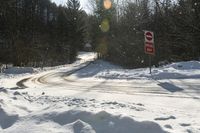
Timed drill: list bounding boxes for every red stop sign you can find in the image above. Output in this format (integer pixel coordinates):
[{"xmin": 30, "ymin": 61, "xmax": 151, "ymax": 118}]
[
  {"xmin": 145, "ymin": 32, "xmax": 153, "ymax": 41},
  {"xmin": 144, "ymin": 31, "xmax": 155, "ymax": 55}
]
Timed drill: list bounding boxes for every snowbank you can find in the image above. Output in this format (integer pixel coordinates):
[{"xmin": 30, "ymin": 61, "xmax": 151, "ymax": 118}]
[
  {"xmin": 167, "ymin": 61, "xmax": 200, "ymax": 70},
  {"xmin": 2, "ymin": 109, "xmax": 166, "ymax": 133},
  {"xmin": 0, "ymin": 88, "xmax": 166, "ymax": 133},
  {"xmin": 73, "ymin": 60, "xmax": 200, "ymax": 80},
  {"xmin": 0, "ymin": 52, "xmax": 96, "ymax": 75},
  {"xmin": 3, "ymin": 67, "xmax": 34, "ymax": 74},
  {"xmin": 0, "ymin": 108, "xmax": 18, "ymax": 129}
]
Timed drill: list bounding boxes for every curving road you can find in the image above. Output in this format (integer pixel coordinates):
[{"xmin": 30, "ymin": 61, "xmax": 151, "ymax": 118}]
[
  {"xmin": 2, "ymin": 52, "xmax": 200, "ymax": 133},
  {"xmin": 13, "ymin": 56, "xmax": 200, "ymax": 132},
  {"xmin": 16, "ymin": 60, "xmax": 200, "ymax": 100}
]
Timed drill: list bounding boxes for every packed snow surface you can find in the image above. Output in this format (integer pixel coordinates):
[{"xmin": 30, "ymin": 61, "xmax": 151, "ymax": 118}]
[
  {"xmin": 73, "ymin": 60, "xmax": 200, "ymax": 80},
  {"xmin": 1, "ymin": 52, "xmax": 200, "ymax": 133}
]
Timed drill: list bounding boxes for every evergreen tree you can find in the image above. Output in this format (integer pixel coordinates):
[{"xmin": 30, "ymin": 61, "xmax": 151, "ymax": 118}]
[{"xmin": 67, "ymin": 0, "xmax": 86, "ymax": 62}]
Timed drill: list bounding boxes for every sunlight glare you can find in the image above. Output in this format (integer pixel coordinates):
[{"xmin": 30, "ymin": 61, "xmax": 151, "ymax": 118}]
[
  {"xmin": 104, "ymin": 0, "xmax": 112, "ymax": 9},
  {"xmin": 100, "ymin": 19, "xmax": 110, "ymax": 32}
]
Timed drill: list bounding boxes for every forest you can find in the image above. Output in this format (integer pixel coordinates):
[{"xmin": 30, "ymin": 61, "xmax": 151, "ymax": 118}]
[
  {"xmin": 0, "ymin": 0, "xmax": 86, "ymax": 66},
  {"xmin": 0, "ymin": 0, "xmax": 200, "ymax": 68}
]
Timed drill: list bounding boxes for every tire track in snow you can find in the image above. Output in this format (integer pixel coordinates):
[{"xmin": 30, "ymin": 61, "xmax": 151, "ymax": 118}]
[
  {"xmin": 15, "ymin": 60, "xmax": 200, "ymax": 100},
  {"xmin": 16, "ymin": 61, "xmax": 95, "ymax": 89}
]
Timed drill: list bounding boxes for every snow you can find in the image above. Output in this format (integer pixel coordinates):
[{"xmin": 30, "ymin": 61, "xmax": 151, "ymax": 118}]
[
  {"xmin": 85, "ymin": 43, "xmax": 92, "ymax": 48},
  {"xmin": 169, "ymin": 61, "xmax": 200, "ymax": 69},
  {"xmin": 1, "ymin": 52, "xmax": 200, "ymax": 133},
  {"xmin": 0, "ymin": 88, "xmax": 167, "ymax": 133},
  {"xmin": 3, "ymin": 67, "xmax": 35, "ymax": 74},
  {"xmin": 72, "ymin": 60, "xmax": 200, "ymax": 80},
  {"xmin": 0, "ymin": 89, "xmax": 166, "ymax": 133},
  {"xmin": 1, "ymin": 107, "xmax": 166, "ymax": 133}
]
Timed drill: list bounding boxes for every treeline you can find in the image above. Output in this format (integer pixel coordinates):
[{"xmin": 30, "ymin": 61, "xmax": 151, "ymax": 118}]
[
  {"xmin": 88, "ymin": 0, "xmax": 200, "ymax": 68},
  {"xmin": 0, "ymin": 0, "xmax": 86, "ymax": 67},
  {"xmin": 1, "ymin": 0, "xmax": 200, "ymax": 68}
]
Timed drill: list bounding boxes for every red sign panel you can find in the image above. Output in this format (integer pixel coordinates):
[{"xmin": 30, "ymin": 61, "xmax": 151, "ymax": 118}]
[
  {"xmin": 144, "ymin": 31, "xmax": 155, "ymax": 55},
  {"xmin": 145, "ymin": 32, "xmax": 153, "ymax": 41}
]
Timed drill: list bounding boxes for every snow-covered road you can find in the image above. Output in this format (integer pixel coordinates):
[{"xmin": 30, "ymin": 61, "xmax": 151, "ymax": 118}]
[
  {"xmin": 1, "ymin": 52, "xmax": 200, "ymax": 133},
  {"xmin": 19, "ymin": 67, "xmax": 200, "ymax": 99}
]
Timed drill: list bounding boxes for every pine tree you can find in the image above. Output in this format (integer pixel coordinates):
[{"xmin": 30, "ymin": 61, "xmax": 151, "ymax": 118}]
[{"xmin": 67, "ymin": 0, "xmax": 86, "ymax": 62}]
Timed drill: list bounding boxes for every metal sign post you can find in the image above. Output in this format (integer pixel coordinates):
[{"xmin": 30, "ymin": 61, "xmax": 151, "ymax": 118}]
[
  {"xmin": 144, "ymin": 31, "xmax": 155, "ymax": 74},
  {"xmin": 149, "ymin": 55, "xmax": 152, "ymax": 74}
]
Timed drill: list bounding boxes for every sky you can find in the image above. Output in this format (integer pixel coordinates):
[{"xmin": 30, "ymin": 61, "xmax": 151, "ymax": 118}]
[{"xmin": 51, "ymin": 0, "xmax": 90, "ymax": 13}]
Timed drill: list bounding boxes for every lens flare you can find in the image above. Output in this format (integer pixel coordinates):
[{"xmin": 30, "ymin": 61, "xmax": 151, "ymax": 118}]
[
  {"xmin": 104, "ymin": 0, "xmax": 112, "ymax": 9},
  {"xmin": 100, "ymin": 19, "xmax": 110, "ymax": 32},
  {"xmin": 96, "ymin": 37, "xmax": 108, "ymax": 56}
]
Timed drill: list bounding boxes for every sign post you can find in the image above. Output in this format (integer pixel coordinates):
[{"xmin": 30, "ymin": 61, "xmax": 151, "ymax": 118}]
[{"xmin": 144, "ymin": 31, "xmax": 155, "ymax": 74}]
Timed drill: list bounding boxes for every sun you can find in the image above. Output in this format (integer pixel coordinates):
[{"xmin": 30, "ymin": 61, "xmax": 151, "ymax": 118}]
[{"xmin": 104, "ymin": 0, "xmax": 112, "ymax": 9}]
